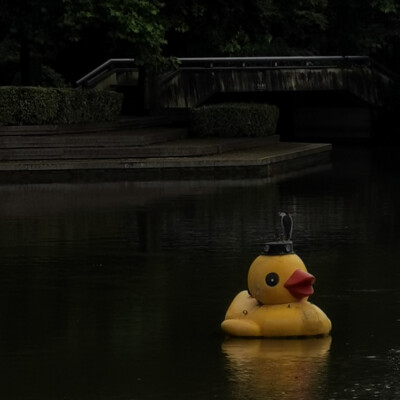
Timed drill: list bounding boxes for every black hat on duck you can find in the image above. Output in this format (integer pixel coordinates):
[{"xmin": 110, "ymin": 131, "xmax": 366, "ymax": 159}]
[{"xmin": 262, "ymin": 212, "xmax": 295, "ymax": 255}]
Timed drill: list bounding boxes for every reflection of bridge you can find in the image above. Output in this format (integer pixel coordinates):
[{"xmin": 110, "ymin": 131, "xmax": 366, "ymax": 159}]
[{"xmin": 77, "ymin": 56, "xmax": 396, "ymax": 140}]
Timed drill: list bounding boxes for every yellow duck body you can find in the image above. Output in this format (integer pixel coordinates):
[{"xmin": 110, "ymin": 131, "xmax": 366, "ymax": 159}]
[{"xmin": 221, "ymin": 253, "xmax": 332, "ymax": 338}]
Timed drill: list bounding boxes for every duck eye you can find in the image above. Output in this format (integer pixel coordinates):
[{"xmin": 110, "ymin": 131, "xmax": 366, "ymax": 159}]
[{"xmin": 266, "ymin": 272, "xmax": 279, "ymax": 287}]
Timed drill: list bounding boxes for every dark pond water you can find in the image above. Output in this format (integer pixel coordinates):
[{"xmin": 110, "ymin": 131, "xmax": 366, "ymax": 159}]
[{"xmin": 0, "ymin": 144, "xmax": 400, "ymax": 400}]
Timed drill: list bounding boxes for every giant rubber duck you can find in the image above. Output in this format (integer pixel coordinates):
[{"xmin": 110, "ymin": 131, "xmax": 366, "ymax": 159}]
[{"xmin": 221, "ymin": 212, "xmax": 332, "ymax": 338}]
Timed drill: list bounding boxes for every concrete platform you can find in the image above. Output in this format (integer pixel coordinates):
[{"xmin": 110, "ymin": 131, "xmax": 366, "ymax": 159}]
[
  {"xmin": 0, "ymin": 140, "xmax": 331, "ymax": 183},
  {"xmin": 0, "ymin": 119, "xmax": 332, "ymax": 183}
]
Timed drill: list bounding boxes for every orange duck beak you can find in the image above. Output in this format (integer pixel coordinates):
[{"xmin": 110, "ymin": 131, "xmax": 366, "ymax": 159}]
[{"xmin": 284, "ymin": 269, "xmax": 315, "ymax": 299}]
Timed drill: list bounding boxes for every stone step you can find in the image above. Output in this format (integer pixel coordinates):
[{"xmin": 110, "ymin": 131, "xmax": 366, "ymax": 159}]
[
  {"xmin": 0, "ymin": 116, "xmax": 170, "ymax": 136},
  {"xmin": 0, "ymin": 136, "xmax": 279, "ymax": 161},
  {"xmin": 0, "ymin": 127, "xmax": 188, "ymax": 149},
  {"xmin": 0, "ymin": 142, "xmax": 333, "ymax": 185}
]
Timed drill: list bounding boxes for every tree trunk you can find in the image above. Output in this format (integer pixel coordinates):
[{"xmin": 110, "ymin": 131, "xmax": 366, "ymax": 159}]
[
  {"xmin": 137, "ymin": 65, "xmax": 158, "ymax": 114},
  {"xmin": 20, "ymin": 35, "xmax": 31, "ymax": 86}
]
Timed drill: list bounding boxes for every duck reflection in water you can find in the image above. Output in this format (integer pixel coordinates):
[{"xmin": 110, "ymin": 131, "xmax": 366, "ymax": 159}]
[{"xmin": 222, "ymin": 337, "xmax": 332, "ymax": 400}]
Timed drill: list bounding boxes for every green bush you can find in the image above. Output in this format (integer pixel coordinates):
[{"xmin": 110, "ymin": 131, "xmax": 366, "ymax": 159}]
[
  {"xmin": 0, "ymin": 86, "xmax": 20, "ymax": 125},
  {"xmin": 0, "ymin": 86, "xmax": 123, "ymax": 126},
  {"xmin": 190, "ymin": 103, "xmax": 280, "ymax": 137},
  {"xmin": 41, "ymin": 65, "xmax": 68, "ymax": 88},
  {"xmin": 18, "ymin": 87, "xmax": 59, "ymax": 125}
]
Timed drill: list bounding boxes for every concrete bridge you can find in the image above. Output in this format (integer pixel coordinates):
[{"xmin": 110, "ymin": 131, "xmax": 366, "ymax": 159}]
[{"xmin": 77, "ymin": 56, "xmax": 397, "ymax": 140}]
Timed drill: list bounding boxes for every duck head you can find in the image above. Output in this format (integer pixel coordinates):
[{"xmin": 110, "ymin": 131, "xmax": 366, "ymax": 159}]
[
  {"xmin": 248, "ymin": 212, "xmax": 315, "ymax": 305},
  {"xmin": 248, "ymin": 251, "xmax": 315, "ymax": 305}
]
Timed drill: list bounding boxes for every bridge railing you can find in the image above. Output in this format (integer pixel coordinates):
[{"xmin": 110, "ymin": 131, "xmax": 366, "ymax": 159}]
[
  {"xmin": 76, "ymin": 58, "xmax": 136, "ymax": 88},
  {"xmin": 176, "ymin": 56, "xmax": 371, "ymax": 69},
  {"xmin": 76, "ymin": 56, "xmax": 396, "ymax": 88}
]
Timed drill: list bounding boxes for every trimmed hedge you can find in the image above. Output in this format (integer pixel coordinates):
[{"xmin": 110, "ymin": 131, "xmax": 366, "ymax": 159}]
[
  {"xmin": 0, "ymin": 86, "xmax": 123, "ymax": 126},
  {"xmin": 190, "ymin": 103, "xmax": 280, "ymax": 138}
]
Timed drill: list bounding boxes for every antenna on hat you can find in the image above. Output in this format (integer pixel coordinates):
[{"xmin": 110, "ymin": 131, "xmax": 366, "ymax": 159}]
[
  {"xmin": 279, "ymin": 212, "xmax": 293, "ymax": 241},
  {"xmin": 262, "ymin": 212, "xmax": 295, "ymax": 255}
]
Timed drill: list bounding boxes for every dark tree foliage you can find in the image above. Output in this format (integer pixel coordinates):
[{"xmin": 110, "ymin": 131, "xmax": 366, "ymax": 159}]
[
  {"xmin": 164, "ymin": 0, "xmax": 400, "ymax": 60},
  {"xmin": 0, "ymin": 0, "xmax": 65, "ymax": 84},
  {"xmin": 1, "ymin": 0, "xmax": 400, "ymax": 84},
  {"xmin": 0, "ymin": 0, "xmax": 166, "ymax": 84}
]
